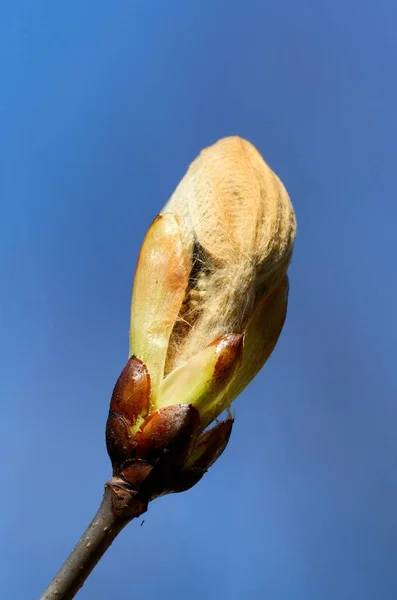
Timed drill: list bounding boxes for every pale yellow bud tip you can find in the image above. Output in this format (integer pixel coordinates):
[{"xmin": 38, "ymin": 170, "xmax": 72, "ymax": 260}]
[{"xmin": 130, "ymin": 137, "xmax": 296, "ymax": 428}]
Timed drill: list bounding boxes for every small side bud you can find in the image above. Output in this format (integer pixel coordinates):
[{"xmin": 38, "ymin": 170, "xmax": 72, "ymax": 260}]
[
  {"xmin": 185, "ymin": 418, "xmax": 234, "ymax": 470},
  {"xmin": 151, "ymin": 419, "xmax": 234, "ymax": 496}
]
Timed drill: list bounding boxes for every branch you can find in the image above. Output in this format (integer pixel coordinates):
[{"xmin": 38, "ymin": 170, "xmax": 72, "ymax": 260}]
[{"xmin": 39, "ymin": 478, "xmax": 147, "ymax": 600}]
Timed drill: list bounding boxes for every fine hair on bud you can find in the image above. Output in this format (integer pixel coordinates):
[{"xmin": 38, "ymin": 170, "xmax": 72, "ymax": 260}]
[{"xmin": 162, "ymin": 136, "xmax": 296, "ymax": 373}]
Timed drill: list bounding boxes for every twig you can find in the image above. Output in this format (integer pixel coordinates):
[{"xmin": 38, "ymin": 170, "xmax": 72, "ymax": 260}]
[{"xmin": 39, "ymin": 478, "xmax": 147, "ymax": 600}]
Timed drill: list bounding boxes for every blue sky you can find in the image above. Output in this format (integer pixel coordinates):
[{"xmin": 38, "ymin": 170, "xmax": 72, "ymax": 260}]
[{"xmin": 2, "ymin": 1, "xmax": 397, "ymax": 599}]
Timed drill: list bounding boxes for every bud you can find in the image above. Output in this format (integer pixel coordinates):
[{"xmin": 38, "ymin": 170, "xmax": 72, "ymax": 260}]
[{"xmin": 106, "ymin": 136, "xmax": 296, "ymax": 503}]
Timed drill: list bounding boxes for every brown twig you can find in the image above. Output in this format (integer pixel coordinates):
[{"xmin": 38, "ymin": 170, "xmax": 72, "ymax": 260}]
[{"xmin": 39, "ymin": 478, "xmax": 147, "ymax": 600}]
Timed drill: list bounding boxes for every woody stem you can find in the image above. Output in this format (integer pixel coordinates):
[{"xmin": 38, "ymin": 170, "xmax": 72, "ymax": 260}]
[{"xmin": 39, "ymin": 478, "xmax": 147, "ymax": 600}]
